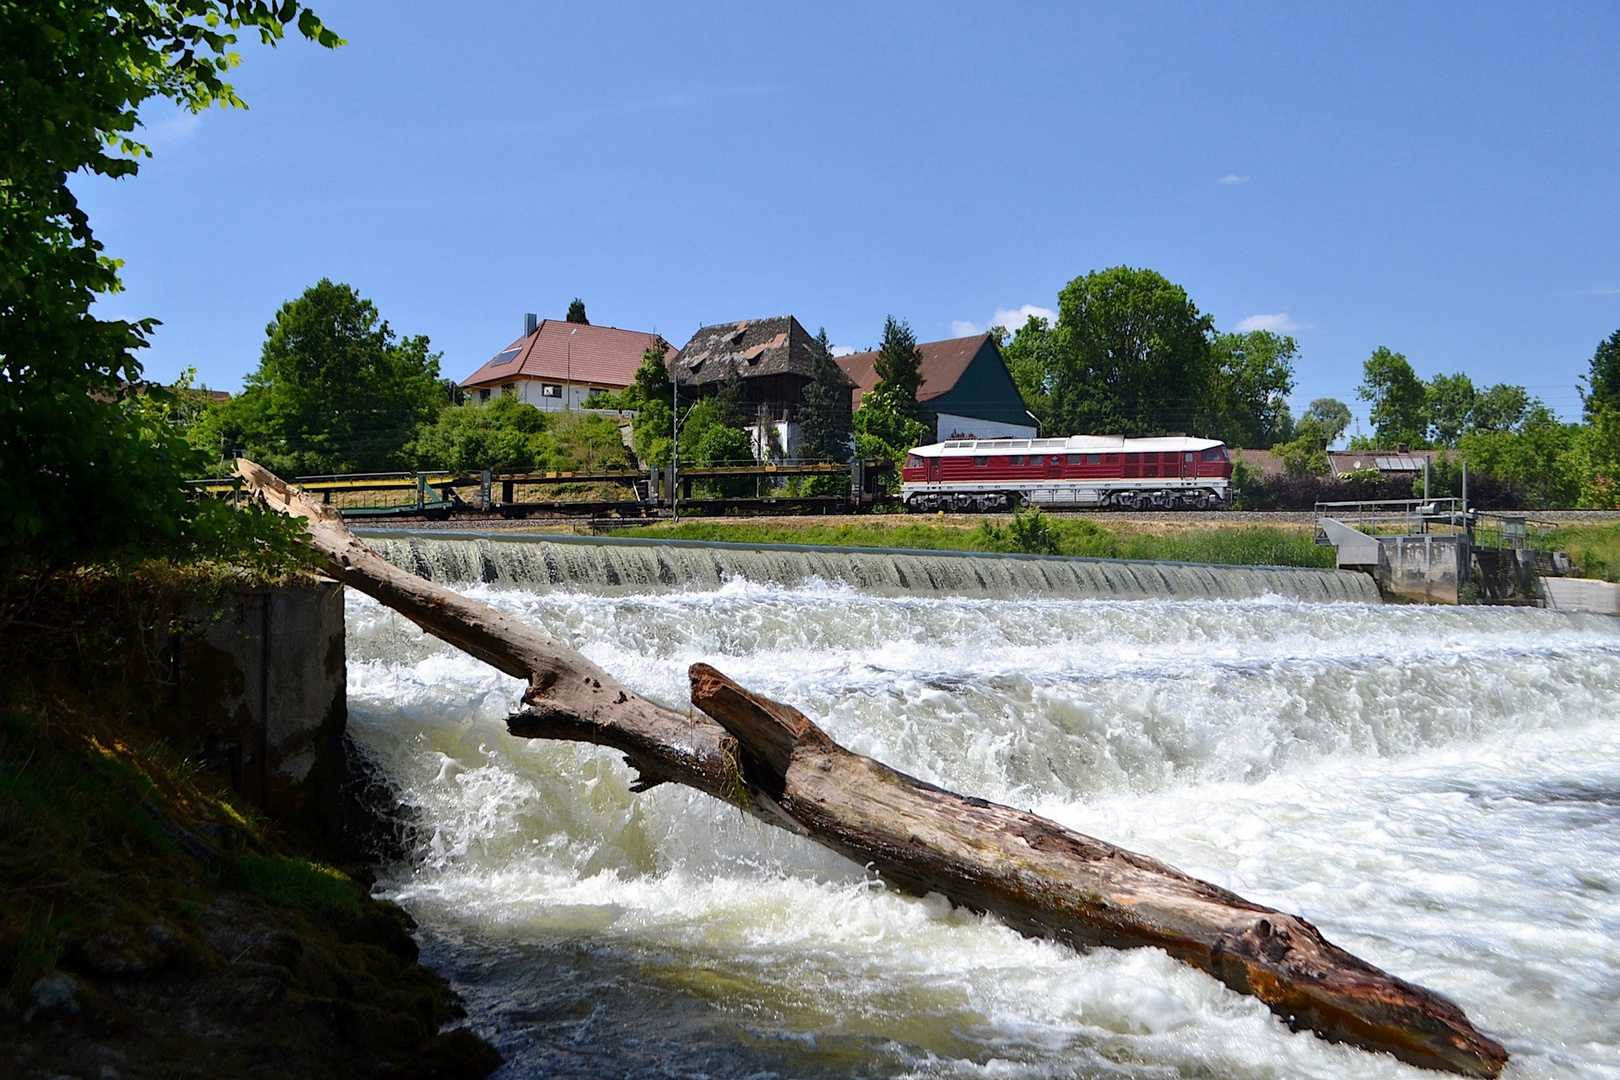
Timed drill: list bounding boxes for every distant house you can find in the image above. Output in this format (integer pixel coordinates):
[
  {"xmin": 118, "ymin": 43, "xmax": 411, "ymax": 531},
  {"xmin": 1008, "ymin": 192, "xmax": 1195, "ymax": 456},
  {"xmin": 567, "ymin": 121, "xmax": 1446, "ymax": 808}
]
[
  {"xmin": 835, "ymin": 333, "xmax": 1037, "ymax": 442},
  {"xmin": 460, "ymin": 314, "xmax": 672, "ymax": 411},
  {"xmin": 672, "ymin": 316, "xmax": 854, "ymax": 457},
  {"xmin": 1328, "ymin": 449, "xmax": 1452, "ymax": 479}
]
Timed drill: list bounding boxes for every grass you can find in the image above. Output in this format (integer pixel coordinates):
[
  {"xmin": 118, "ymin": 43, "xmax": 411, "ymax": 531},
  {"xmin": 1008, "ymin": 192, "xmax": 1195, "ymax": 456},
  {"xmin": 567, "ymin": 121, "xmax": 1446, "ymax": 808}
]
[
  {"xmin": 1559, "ymin": 521, "xmax": 1620, "ymax": 581},
  {"xmin": 609, "ymin": 511, "xmax": 1336, "ymax": 569}
]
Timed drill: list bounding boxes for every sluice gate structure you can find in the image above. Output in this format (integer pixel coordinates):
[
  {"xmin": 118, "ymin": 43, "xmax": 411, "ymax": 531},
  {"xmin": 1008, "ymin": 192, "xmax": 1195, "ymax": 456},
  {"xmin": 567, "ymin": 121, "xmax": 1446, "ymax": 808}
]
[{"xmin": 1314, "ymin": 498, "xmax": 1617, "ymax": 610}]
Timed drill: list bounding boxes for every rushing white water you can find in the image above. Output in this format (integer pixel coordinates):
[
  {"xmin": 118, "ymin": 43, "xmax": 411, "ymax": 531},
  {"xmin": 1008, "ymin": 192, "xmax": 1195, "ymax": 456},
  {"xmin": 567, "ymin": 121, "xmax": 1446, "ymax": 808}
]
[
  {"xmin": 359, "ymin": 532, "xmax": 1382, "ymax": 605},
  {"xmin": 346, "ymin": 576, "xmax": 1620, "ymax": 1079}
]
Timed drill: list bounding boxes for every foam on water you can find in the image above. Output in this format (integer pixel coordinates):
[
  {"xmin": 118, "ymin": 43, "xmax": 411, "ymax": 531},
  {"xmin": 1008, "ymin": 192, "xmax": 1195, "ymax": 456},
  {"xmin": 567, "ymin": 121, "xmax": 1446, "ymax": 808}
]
[{"xmin": 347, "ymin": 580, "xmax": 1620, "ymax": 1079}]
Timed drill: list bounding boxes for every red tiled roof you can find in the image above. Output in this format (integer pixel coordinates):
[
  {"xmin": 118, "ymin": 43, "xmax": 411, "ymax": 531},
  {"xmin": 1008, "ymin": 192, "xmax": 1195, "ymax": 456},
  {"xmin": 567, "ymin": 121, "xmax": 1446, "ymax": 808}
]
[
  {"xmin": 460, "ymin": 320, "xmax": 673, "ymax": 390},
  {"xmin": 835, "ymin": 333, "xmax": 989, "ymax": 409}
]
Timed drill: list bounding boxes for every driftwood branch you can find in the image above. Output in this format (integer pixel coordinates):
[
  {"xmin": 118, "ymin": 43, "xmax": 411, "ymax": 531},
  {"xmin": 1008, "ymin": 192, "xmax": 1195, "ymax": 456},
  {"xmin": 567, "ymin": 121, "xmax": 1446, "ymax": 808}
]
[{"xmin": 235, "ymin": 459, "xmax": 1507, "ymax": 1077}]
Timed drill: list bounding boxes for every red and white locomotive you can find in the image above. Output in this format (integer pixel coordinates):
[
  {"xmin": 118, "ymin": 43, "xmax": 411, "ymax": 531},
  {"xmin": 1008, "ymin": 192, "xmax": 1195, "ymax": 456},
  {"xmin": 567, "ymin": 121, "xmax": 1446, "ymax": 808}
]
[{"xmin": 900, "ymin": 435, "xmax": 1233, "ymax": 512}]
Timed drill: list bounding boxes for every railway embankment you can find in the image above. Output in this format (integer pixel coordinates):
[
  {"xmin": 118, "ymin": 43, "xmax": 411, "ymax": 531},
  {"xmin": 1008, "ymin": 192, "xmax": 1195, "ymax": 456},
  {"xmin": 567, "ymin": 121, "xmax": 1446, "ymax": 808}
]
[{"xmin": 0, "ymin": 568, "xmax": 500, "ymax": 1080}]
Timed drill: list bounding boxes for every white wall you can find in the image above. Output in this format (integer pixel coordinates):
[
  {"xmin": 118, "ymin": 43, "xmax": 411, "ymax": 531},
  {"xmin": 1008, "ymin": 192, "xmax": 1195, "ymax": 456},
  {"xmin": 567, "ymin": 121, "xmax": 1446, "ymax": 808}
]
[{"xmin": 472, "ymin": 378, "xmax": 615, "ymax": 411}]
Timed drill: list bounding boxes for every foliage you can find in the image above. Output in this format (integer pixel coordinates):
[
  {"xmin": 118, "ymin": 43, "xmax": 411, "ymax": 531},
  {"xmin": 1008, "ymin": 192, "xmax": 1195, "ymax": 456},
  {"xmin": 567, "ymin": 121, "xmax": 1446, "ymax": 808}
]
[
  {"xmin": 1358, "ymin": 347, "xmax": 1429, "ymax": 448},
  {"xmin": 407, "ymin": 397, "xmax": 632, "ymax": 474},
  {"xmin": 852, "ymin": 317, "xmax": 933, "ymax": 489},
  {"xmin": 1204, "ymin": 330, "xmax": 1296, "ymax": 448},
  {"xmin": 1001, "ymin": 314, "xmax": 1063, "ymax": 429},
  {"xmin": 1560, "ymin": 520, "xmax": 1620, "ymax": 582},
  {"xmin": 798, "ymin": 328, "xmax": 853, "ymax": 464},
  {"xmin": 1455, "ymin": 407, "xmax": 1583, "ymax": 509},
  {"xmin": 1425, "ymin": 372, "xmax": 1476, "ymax": 447},
  {"xmin": 1301, "ymin": 398, "xmax": 1353, "ymax": 446},
  {"xmin": 566, "ymin": 298, "xmax": 589, "ymax": 325},
  {"xmin": 1584, "ymin": 328, "xmax": 1620, "ymax": 420},
  {"xmin": 871, "ymin": 316, "xmax": 931, "ymax": 427},
  {"xmin": 548, "ymin": 411, "xmax": 633, "ymax": 471},
  {"xmin": 1273, "ymin": 429, "xmax": 1330, "ymax": 479},
  {"xmin": 195, "ymin": 281, "xmax": 445, "ymax": 476},
  {"xmin": 1047, "ymin": 267, "xmax": 1214, "ymax": 436},
  {"xmin": 974, "ymin": 506, "xmax": 1060, "ymax": 555},
  {"xmin": 406, "ymin": 396, "xmax": 550, "ymax": 473},
  {"xmin": 0, "ymin": 1, "xmax": 337, "ymax": 571}
]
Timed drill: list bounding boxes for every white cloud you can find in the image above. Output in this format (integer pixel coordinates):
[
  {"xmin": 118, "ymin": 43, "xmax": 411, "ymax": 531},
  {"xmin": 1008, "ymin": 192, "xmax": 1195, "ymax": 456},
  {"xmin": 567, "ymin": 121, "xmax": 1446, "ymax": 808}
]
[
  {"xmin": 139, "ymin": 105, "xmax": 204, "ymax": 148},
  {"xmin": 951, "ymin": 304, "xmax": 1058, "ymax": 338},
  {"xmin": 1235, "ymin": 312, "xmax": 1306, "ymax": 333},
  {"xmin": 829, "ymin": 345, "xmax": 857, "ymax": 357},
  {"xmin": 1217, "ymin": 174, "xmax": 1250, "ymax": 184}
]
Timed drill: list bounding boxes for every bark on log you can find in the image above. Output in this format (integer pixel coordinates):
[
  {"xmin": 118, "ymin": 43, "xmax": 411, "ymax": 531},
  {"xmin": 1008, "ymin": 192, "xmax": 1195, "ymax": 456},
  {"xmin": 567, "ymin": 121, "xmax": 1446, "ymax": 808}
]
[{"xmin": 234, "ymin": 458, "xmax": 1508, "ymax": 1077}]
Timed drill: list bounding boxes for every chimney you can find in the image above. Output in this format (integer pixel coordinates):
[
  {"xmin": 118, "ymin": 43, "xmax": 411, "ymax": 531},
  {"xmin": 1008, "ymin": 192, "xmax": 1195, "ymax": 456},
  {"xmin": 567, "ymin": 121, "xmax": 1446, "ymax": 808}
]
[{"xmin": 524, "ymin": 312, "xmax": 538, "ymax": 337}]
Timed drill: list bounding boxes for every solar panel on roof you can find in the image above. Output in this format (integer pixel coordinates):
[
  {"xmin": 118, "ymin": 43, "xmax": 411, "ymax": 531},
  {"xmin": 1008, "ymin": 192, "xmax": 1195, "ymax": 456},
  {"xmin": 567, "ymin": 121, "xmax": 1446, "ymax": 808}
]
[{"xmin": 490, "ymin": 348, "xmax": 522, "ymax": 367}]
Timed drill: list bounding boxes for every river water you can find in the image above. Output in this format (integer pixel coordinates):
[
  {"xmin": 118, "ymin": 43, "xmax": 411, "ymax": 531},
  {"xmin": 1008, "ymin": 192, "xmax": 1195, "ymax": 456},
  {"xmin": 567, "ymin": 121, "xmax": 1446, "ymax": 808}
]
[{"xmin": 345, "ymin": 555, "xmax": 1620, "ymax": 1079}]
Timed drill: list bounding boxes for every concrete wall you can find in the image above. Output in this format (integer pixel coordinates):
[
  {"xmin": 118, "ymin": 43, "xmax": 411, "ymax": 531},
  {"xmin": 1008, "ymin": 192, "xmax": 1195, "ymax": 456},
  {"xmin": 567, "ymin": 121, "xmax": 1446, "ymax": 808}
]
[
  {"xmin": 1378, "ymin": 534, "xmax": 1468, "ymax": 605},
  {"xmin": 170, "ymin": 580, "xmax": 346, "ymax": 829},
  {"xmin": 1542, "ymin": 576, "xmax": 1620, "ymax": 615}
]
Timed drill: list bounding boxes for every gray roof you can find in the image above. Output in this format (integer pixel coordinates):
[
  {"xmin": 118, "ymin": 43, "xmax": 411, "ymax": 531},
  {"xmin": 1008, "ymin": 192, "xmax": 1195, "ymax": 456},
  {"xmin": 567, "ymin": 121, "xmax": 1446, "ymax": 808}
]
[{"xmin": 673, "ymin": 316, "xmax": 839, "ymax": 385}]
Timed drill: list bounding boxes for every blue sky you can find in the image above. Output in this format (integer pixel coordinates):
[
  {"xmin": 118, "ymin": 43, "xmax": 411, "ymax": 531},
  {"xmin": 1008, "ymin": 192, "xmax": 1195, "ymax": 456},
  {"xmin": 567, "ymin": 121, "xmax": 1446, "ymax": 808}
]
[{"xmin": 78, "ymin": 1, "xmax": 1619, "ymax": 433}]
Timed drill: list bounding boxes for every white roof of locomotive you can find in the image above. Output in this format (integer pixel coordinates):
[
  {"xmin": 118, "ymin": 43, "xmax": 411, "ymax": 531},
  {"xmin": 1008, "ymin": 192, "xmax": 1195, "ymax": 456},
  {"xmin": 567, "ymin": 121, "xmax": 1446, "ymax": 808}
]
[{"xmin": 909, "ymin": 435, "xmax": 1224, "ymax": 457}]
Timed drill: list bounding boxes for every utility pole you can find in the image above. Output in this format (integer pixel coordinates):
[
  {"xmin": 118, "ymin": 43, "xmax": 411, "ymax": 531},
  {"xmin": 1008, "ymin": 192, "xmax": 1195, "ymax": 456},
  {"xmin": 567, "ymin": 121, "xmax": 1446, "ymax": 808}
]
[
  {"xmin": 670, "ymin": 364, "xmax": 679, "ymax": 520},
  {"xmin": 566, "ymin": 327, "xmax": 578, "ymax": 410}
]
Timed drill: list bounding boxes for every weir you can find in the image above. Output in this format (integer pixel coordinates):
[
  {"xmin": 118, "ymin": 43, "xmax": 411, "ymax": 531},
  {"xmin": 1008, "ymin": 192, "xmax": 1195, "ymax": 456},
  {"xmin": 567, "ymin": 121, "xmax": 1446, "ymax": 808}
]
[{"xmin": 353, "ymin": 528, "xmax": 1383, "ymax": 604}]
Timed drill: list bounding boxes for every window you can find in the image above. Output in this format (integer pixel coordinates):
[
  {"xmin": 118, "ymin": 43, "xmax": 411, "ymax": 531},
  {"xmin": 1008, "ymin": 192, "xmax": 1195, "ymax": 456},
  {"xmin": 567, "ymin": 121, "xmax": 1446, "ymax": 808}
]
[
  {"xmin": 1066, "ymin": 454, "xmax": 1082, "ymax": 464},
  {"xmin": 1086, "ymin": 453, "xmax": 1101, "ymax": 464},
  {"xmin": 478, "ymin": 388, "xmax": 491, "ymax": 403},
  {"xmin": 974, "ymin": 456, "xmax": 988, "ymax": 466},
  {"xmin": 1010, "ymin": 455, "xmax": 1026, "ymax": 465},
  {"xmin": 906, "ymin": 455, "xmax": 923, "ymax": 468},
  {"xmin": 540, "ymin": 383, "xmax": 563, "ymax": 398},
  {"xmin": 1201, "ymin": 447, "xmax": 1226, "ymax": 461},
  {"xmin": 500, "ymin": 383, "xmax": 516, "ymax": 396},
  {"xmin": 1029, "ymin": 455, "xmax": 1043, "ymax": 465}
]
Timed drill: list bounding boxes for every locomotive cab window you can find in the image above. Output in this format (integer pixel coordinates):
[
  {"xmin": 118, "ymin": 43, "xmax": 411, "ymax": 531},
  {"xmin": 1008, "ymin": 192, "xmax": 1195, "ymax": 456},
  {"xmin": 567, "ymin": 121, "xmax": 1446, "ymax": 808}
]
[
  {"xmin": 1201, "ymin": 447, "xmax": 1226, "ymax": 461},
  {"xmin": 906, "ymin": 455, "xmax": 923, "ymax": 468}
]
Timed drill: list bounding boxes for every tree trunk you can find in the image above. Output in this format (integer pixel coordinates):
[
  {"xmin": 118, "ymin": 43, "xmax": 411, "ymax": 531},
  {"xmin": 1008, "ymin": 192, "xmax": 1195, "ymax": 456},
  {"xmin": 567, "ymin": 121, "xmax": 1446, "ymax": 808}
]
[{"xmin": 235, "ymin": 459, "xmax": 1507, "ymax": 1077}]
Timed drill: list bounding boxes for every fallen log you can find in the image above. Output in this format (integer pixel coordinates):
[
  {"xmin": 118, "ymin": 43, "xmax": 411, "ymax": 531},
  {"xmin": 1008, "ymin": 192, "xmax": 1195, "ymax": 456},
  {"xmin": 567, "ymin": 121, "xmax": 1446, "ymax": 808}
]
[{"xmin": 234, "ymin": 458, "xmax": 1508, "ymax": 1077}]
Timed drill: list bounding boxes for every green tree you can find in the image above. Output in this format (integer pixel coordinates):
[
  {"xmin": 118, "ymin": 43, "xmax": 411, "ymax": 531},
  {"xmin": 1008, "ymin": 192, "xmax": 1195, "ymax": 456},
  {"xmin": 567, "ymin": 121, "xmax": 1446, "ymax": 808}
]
[
  {"xmin": 1046, "ymin": 267, "xmax": 1214, "ymax": 437},
  {"xmin": 1358, "ymin": 347, "xmax": 1428, "ymax": 448},
  {"xmin": 871, "ymin": 316, "xmax": 932, "ymax": 427},
  {"xmin": 1000, "ymin": 314, "xmax": 1061, "ymax": 431},
  {"xmin": 407, "ymin": 396, "xmax": 550, "ymax": 473},
  {"xmin": 1425, "ymin": 372, "xmax": 1477, "ymax": 446},
  {"xmin": 797, "ymin": 328, "xmax": 853, "ymax": 464},
  {"xmin": 1582, "ymin": 328, "xmax": 1620, "ymax": 421},
  {"xmin": 1301, "ymin": 398, "xmax": 1353, "ymax": 446},
  {"xmin": 566, "ymin": 298, "xmax": 589, "ymax": 325},
  {"xmin": 1, "ymin": 1, "xmax": 338, "ymax": 568},
  {"xmin": 201, "ymin": 280, "xmax": 444, "ymax": 476},
  {"xmin": 1205, "ymin": 330, "xmax": 1297, "ymax": 448},
  {"xmin": 1470, "ymin": 384, "xmax": 1531, "ymax": 434},
  {"xmin": 1457, "ymin": 406, "xmax": 1582, "ymax": 509}
]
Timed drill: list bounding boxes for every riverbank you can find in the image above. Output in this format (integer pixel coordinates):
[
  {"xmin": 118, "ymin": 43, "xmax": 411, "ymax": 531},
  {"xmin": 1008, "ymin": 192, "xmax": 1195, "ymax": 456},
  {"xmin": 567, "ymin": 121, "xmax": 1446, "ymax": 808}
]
[{"xmin": 0, "ymin": 567, "xmax": 500, "ymax": 1080}]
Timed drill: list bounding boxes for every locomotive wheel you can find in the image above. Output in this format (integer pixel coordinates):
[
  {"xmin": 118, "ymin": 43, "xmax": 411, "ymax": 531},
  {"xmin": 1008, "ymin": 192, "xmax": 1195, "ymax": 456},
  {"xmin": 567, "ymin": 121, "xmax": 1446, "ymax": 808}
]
[{"xmin": 1131, "ymin": 493, "xmax": 1151, "ymax": 511}]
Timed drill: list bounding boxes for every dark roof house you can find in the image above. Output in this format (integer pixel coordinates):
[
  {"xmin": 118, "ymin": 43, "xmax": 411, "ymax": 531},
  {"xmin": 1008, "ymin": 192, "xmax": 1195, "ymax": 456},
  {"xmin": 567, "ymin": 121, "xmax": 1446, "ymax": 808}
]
[
  {"xmin": 835, "ymin": 333, "xmax": 1037, "ymax": 441},
  {"xmin": 672, "ymin": 316, "xmax": 852, "ymax": 421}
]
